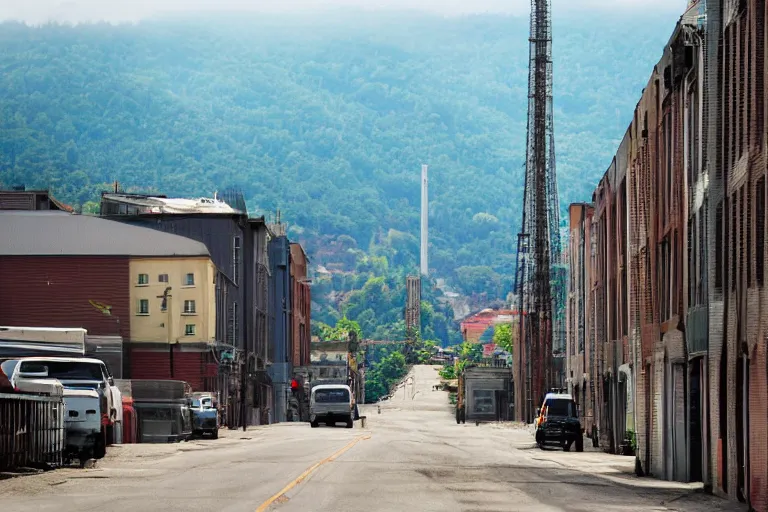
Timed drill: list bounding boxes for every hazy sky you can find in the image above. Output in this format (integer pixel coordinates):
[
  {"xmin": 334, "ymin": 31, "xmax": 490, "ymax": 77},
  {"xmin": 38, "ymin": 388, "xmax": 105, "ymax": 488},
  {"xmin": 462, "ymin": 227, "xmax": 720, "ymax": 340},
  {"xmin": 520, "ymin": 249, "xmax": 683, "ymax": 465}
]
[{"xmin": 1, "ymin": 0, "xmax": 686, "ymax": 24}]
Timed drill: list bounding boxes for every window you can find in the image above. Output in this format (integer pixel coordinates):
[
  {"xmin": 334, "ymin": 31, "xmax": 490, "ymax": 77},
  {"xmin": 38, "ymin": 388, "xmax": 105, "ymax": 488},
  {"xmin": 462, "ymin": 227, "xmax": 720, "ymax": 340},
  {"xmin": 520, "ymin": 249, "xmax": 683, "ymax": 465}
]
[
  {"xmin": 185, "ymin": 273, "xmax": 195, "ymax": 286},
  {"xmin": 183, "ymin": 300, "xmax": 196, "ymax": 314},
  {"xmin": 687, "ymin": 83, "xmax": 699, "ymax": 181},
  {"xmin": 233, "ymin": 236, "xmax": 241, "ymax": 285},
  {"xmin": 747, "ymin": 183, "xmax": 752, "ymax": 285},
  {"xmin": 757, "ymin": 177, "xmax": 766, "ymax": 286},
  {"xmin": 233, "ymin": 302, "xmax": 239, "ymax": 343},
  {"xmin": 158, "ymin": 274, "xmax": 169, "ymax": 283},
  {"xmin": 138, "ymin": 274, "xmax": 149, "ymax": 285},
  {"xmin": 472, "ymin": 389, "xmax": 494, "ymax": 414},
  {"xmin": 544, "ymin": 398, "xmax": 576, "ymax": 418},
  {"xmin": 732, "ymin": 196, "xmax": 737, "ymax": 291},
  {"xmin": 715, "ymin": 201, "xmax": 723, "ymax": 290},
  {"xmin": 313, "ymin": 388, "xmax": 349, "ymax": 403},
  {"xmin": 185, "ymin": 324, "xmax": 196, "ymax": 336},
  {"xmin": 22, "ymin": 360, "xmax": 104, "ymax": 380},
  {"xmin": 699, "ymin": 204, "xmax": 706, "ymax": 303},
  {"xmin": 689, "ymin": 218, "xmax": 695, "ymax": 306},
  {"xmin": 138, "ymin": 299, "xmax": 149, "ymax": 315},
  {"xmin": 756, "ymin": 0, "xmax": 765, "ymax": 145}
]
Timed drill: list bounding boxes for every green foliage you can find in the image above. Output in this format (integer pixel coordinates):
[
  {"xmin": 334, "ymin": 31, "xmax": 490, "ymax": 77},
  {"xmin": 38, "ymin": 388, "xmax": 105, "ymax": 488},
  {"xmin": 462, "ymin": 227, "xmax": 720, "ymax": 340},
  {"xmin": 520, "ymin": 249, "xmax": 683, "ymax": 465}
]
[
  {"xmin": 0, "ymin": 11, "xmax": 678, "ymax": 299},
  {"xmin": 492, "ymin": 323, "xmax": 514, "ymax": 354},
  {"xmin": 314, "ymin": 240, "xmax": 460, "ymax": 347},
  {"xmin": 317, "ymin": 317, "xmax": 362, "ymax": 342},
  {"xmin": 364, "ymin": 350, "xmax": 408, "ymax": 403},
  {"xmin": 438, "ymin": 364, "xmax": 456, "ymax": 380},
  {"xmin": 458, "ymin": 342, "xmax": 483, "ymax": 363}
]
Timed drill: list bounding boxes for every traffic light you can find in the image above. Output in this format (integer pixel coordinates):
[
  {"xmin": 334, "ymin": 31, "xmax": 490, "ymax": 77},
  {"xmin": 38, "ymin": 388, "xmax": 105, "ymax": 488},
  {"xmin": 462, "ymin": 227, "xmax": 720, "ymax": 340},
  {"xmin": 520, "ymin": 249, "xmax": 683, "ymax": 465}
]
[{"xmin": 290, "ymin": 379, "xmax": 300, "ymax": 394}]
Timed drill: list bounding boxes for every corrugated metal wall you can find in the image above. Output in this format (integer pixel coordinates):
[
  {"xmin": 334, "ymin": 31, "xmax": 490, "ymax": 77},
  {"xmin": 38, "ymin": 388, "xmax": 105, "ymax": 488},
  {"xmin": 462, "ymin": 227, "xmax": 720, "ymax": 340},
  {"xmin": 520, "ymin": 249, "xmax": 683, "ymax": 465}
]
[
  {"xmin": 172, "ymin": 349, "xmax": 204, "ymax": 391},
  {"xmin": 129, "ymin": 347, "xmax": 207, "ymax": 392},
  {"xmin": 130, "ymin": 349, "xmax": 171, "ymax": 380},
  {"xmin": 0, "ymin": 256, "xmax": 131, "ymax": 340}
]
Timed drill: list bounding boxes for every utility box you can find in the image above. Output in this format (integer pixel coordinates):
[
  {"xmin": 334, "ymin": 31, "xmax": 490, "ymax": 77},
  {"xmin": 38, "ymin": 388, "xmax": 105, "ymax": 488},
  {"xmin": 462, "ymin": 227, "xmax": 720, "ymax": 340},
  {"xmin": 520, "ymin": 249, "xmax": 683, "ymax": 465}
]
[{"xmin": 462, "ymin": 366, "xmax": 513, "ymax": 424}]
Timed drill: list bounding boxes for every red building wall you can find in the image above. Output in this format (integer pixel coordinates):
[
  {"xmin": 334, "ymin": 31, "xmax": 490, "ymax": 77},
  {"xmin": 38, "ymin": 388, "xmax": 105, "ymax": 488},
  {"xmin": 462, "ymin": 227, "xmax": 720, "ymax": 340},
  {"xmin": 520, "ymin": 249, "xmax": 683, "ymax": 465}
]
[
  {"xmin": 129, "ymin": 347, "xmax": 211, "ymax": 392},
  {"xmin": 290, "ymin": 244, "xmax": 311, "ymax": 367},
  {"xmin": 0, "ymin": 256, "xmax": 131, "ymax": 340}
]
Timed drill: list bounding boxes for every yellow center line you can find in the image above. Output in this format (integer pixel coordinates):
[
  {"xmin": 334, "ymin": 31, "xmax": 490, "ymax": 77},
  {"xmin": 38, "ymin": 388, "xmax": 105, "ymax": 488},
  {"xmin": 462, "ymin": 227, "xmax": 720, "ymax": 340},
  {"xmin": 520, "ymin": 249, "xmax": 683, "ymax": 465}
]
[{"xmin": 255, "ymin": 434, "xmax": 372, "ymax": 512}]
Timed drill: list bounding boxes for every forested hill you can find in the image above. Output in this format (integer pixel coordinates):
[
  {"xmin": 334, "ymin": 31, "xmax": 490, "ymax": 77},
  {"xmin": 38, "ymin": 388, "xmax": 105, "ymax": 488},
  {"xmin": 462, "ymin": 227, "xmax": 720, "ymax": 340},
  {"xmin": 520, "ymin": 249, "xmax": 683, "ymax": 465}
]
[{"xmin": 0, "ymin": 10, "xmax": 676, "ymax": 291}]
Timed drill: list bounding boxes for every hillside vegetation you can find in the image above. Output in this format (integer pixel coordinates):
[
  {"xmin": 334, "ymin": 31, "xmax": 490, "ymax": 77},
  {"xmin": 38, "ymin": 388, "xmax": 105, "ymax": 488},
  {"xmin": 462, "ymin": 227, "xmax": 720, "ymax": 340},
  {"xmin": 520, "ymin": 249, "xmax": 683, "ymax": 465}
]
[{"xmin": 0, "ymin": 10, "xmax": 677, "ymax": 303}]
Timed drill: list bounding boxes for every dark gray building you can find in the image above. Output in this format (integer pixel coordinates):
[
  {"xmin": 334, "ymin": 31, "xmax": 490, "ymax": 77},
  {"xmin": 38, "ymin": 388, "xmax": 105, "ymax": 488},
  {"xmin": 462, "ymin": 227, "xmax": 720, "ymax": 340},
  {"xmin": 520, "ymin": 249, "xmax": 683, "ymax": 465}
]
[
  {"xmin": 268, "ymin": 234, "xmax": 291, "ymax": 423},
  {"xmin": 100, "ymin": 192, "xmax": 261, "ymax": 427},
  {"xmin": 248, "ymin": 217, "xmax": 273, "ymax": 424}
]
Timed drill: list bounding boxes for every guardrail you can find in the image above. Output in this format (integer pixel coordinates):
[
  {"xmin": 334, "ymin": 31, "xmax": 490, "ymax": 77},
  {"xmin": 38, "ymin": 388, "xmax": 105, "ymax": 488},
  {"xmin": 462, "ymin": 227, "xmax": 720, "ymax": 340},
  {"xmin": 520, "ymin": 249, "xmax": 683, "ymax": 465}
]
[{"xmin": 0, "ymin": 392, "xmax": 65, "ymax": 470}]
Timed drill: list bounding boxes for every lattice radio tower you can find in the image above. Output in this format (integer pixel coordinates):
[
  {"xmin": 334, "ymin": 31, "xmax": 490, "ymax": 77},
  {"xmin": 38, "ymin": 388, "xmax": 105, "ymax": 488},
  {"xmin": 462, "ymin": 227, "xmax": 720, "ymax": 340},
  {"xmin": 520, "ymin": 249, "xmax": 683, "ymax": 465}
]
[{"xmin": 514, "ymin": 0, "xmax": 563, "ymax": 423}]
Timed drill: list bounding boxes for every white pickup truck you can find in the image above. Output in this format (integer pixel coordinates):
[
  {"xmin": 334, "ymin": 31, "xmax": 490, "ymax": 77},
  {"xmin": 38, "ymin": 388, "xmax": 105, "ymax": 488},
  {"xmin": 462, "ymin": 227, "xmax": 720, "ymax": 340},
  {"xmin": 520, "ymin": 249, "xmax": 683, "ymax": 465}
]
[{"xmin": 13, "ymin": 357, "xmax": 122, "ymax": 458}]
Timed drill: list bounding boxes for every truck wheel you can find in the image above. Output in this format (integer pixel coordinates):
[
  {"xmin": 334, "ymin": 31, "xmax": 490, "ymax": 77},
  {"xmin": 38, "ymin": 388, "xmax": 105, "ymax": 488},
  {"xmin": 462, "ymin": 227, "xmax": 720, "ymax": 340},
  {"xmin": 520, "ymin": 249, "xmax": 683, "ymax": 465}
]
[
  {"xmin": 212, "ymin": 429, "xmax": 219, "ymax": 440},
  {"xmin": 311, "ymin": 421, "xmax": 319, "ymax": 428},
  {"xmin": 563, "ymin": 441, "xmax": 572, "ymax": 452},
  {"xmin": 575, "ymin": 435, "xmax": 584, "ymax": 452},
  {"xmin": 346, "ymin": 419, "xmax": 354, "ymax": 429},
  {"xmin": 95, "ymin": 430, "xmax": 106, "ymax": 459}
]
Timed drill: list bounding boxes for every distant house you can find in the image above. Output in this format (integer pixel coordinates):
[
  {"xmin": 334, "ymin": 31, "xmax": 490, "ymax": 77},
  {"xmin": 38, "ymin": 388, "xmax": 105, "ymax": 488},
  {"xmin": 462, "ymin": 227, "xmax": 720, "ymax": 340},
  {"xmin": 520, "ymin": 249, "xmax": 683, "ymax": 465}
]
[
  {"xmin": 460, "ymin": 309, "xmax": 519, "ymax": 344},
  {"xmin": 0, "ymin": 210, "xmax": 216, "ymax": 388}
]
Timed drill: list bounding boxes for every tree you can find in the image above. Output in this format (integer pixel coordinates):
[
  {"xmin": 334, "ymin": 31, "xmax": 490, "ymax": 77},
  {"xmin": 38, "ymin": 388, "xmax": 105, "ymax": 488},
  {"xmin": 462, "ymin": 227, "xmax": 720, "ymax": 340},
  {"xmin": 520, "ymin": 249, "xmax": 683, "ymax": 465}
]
[{"xmin": 492, "ymin": 323, "xmax": 514, "ymax": 354}]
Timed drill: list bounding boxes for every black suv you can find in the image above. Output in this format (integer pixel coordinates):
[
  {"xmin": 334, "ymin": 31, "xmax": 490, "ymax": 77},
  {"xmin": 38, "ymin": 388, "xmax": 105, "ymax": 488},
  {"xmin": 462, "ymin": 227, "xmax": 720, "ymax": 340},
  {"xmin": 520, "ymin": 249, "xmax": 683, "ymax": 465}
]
[{"xmin": 534, "ymin": 393, "xmax": 584, "ymax": 452}]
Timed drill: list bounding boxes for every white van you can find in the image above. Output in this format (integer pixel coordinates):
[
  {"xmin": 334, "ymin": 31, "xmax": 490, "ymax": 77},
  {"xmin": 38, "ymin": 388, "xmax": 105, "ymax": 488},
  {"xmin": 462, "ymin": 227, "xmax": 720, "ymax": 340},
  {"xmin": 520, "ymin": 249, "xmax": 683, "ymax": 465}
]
[{"xmin": 310, "ymin": 384, "xmax": 354, "ymax": 429}]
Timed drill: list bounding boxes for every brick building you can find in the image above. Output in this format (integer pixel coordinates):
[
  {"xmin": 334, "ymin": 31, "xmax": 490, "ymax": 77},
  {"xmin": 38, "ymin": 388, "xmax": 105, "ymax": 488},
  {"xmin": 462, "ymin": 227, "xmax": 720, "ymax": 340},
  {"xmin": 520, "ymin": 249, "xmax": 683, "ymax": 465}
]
[
  {"xmin": 290, "ymin": 243, "xmax": 311, "ymax": 368},
  {"xmin": 717, "ymin": 0, "xmax": 767, "ymax": 506},
  {"xmin": 0, "ymin": 211, "xmax": 215, "ymax": 388},
  {"xmin": 565, "ymin": 0, "xmax": 767, "ymax": 508},
  {"xmin": 566, "ymin": 204, "xmax": 595, "ymax": 437}
]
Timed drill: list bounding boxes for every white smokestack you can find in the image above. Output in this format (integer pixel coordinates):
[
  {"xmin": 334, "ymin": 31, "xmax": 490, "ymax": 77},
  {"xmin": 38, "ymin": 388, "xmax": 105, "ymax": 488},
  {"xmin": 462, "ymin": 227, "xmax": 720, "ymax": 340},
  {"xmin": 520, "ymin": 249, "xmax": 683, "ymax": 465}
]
[{"xmin": 420, "ymin": 164, "xmax": 428, "ymax": 276}]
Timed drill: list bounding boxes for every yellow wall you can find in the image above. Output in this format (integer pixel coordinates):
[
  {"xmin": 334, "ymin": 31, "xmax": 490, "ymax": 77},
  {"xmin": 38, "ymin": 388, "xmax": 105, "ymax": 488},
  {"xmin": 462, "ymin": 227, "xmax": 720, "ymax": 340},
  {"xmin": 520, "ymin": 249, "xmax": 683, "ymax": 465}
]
[{"xmin": 129, "ymin": 257, "xmax": 216, "ymax": 344}]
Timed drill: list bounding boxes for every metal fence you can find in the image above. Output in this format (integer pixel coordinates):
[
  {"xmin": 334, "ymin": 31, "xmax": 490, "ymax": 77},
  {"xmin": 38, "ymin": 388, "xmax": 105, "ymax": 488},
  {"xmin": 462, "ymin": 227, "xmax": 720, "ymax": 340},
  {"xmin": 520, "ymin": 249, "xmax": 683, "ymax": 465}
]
[{"xmin": 0, "ymin": 392, "xmax": 65, "ymax": 470}]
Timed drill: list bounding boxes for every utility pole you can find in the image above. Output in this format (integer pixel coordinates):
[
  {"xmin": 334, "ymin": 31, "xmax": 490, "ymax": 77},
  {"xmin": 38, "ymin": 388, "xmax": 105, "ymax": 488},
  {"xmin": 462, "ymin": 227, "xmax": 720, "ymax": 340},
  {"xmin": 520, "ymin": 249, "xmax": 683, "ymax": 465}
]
[{"xmin": 514, "ymin": 0, "xmax": 562, "ymax": 423}]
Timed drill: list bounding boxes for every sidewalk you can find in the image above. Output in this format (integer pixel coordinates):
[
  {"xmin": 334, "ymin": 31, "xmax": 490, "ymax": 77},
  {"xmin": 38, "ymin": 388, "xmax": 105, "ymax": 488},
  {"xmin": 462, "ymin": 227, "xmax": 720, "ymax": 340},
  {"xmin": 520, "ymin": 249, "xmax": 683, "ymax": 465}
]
[{"xmin": 487, "ymin": 422, "xmax": 748, "ymax": 511}]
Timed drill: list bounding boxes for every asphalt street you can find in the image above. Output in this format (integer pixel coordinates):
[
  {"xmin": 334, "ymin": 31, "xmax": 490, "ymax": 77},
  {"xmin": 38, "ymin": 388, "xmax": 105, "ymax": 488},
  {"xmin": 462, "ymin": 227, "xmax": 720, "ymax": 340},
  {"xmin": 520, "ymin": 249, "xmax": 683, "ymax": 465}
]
[{"xmin": 0, "ymin": 365, "xmax": 746, "ymax": 512}]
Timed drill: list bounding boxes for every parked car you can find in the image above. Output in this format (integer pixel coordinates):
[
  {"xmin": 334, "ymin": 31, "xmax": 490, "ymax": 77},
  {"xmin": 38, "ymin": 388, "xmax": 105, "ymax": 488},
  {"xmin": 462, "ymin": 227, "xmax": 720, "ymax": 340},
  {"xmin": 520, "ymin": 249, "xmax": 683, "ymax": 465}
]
[
  {"xmin": 310, "ymin": 384, "xmax": 354, "ymax": 428},
  {"xmin": 190, "ymin": 393, "xmax": 219, "ymax": 439},
  {"xmin": 11, "ymin": 357, "xmax": 122, "ymax": 456},
  {"xmin": 534, "ymin": 393, "xmax": 584, "ymax": 452}
]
